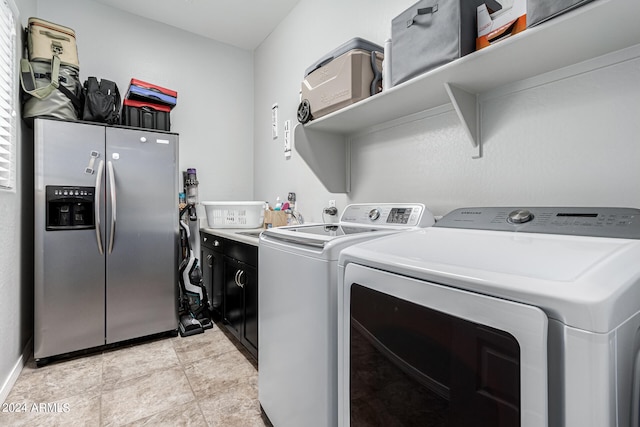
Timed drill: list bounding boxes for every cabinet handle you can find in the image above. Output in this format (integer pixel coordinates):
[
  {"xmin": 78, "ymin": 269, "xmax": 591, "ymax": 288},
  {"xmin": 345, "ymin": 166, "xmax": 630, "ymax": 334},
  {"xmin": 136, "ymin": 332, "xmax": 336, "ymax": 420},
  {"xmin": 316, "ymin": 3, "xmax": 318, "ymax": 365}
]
[
  {"xmin": 206, "ymin": 254, "xmax": 213, "ymax": 267},
  {"xmin": 214, "ymin": 240, "xmax": 220, "ymax": 247},
  {"xmin": 235, "ymin": 270, "xmax": 245, "ymax": 288}
]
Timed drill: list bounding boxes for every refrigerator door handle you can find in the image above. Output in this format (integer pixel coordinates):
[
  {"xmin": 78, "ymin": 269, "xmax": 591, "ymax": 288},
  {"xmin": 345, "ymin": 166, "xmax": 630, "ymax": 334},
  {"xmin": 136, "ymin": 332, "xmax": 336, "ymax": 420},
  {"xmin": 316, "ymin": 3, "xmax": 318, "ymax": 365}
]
[
  {"xmin": 107, "ymin": 161, "xmax": 117, "ymax": 254},
  {"xmin": 95, "ymin": 160, "xmax": 105, "ymax": 254}
]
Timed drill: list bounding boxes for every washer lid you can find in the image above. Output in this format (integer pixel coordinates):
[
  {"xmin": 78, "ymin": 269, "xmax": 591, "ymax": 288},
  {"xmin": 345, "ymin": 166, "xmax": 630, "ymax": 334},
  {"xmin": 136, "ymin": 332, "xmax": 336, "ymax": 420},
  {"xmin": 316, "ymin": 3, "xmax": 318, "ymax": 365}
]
[
  {"xmin": 339, "ymin": 226, "xmax": 640, "ymax": 333},
  {"xmin": 262, "ymin": 224, "xmax": 397, "ymax": 248},
  {"xmin": 275, "ymin": 224, "xmax": 388, "ymax": 237},
  {"xmin": 261, "ymin": 203, "xmax": 435, "ymax": 249}
]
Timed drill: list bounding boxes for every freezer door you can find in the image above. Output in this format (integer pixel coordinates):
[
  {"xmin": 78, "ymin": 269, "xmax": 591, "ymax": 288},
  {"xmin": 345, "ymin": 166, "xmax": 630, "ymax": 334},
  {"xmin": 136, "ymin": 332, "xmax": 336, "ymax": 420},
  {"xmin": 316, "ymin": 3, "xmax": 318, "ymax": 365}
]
[
  {"xmin": 34, "ymin": 119, "xmax": 107, "ymax": 359},
  {"xmin": 104, "ymin": 127, "xmax": 178, "ymax": 343}
]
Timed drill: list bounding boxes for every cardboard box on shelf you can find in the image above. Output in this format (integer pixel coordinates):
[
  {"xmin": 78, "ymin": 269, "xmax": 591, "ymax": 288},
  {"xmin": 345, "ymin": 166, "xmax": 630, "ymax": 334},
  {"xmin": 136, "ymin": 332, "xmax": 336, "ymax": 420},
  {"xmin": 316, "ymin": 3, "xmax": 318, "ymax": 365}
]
[{"xmin": 476, "ymin": 0, "xmax": 527, "ymax": 50}]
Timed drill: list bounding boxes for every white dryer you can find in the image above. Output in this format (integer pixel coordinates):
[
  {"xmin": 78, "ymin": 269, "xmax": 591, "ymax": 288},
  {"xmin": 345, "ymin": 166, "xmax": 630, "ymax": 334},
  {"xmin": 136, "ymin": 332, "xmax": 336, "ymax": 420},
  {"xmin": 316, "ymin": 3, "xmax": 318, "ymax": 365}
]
[
  {"xmin": 337, "ymin": 207, "xmax": 640, "ymax": 427},
  {"xmin": 259, "ymin": 203, "xmax": 435, "ymax": 427}
]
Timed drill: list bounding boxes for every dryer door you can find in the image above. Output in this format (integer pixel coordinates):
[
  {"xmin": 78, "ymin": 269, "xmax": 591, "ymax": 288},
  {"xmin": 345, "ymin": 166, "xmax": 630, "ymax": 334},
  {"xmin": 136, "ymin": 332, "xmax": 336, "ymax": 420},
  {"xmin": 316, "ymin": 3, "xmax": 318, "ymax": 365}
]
[{"xmin": 339, "ymin": 263, "xmax": 548, "ymax": 427}]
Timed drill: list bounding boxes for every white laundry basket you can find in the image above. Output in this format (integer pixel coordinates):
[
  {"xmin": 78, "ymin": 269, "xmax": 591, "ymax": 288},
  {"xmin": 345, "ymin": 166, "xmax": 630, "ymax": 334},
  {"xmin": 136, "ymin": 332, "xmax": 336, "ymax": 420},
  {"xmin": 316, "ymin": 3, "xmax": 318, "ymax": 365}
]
[{"xmin": 202, "ymin": 201, "xmax": 266, "ymax": 228}]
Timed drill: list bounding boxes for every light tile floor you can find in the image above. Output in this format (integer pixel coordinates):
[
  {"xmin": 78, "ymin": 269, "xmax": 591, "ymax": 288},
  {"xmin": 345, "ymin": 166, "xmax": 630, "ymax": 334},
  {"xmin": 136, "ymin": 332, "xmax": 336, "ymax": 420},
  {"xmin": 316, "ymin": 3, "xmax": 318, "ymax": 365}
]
[{"xmin": 0, "ymin": 322, "xmax": 272, "ymax": 426}]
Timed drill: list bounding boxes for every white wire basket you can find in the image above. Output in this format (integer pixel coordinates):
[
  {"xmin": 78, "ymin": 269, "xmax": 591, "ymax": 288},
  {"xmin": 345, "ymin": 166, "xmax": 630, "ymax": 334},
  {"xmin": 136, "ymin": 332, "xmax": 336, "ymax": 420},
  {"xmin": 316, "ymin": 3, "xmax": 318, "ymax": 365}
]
[{"xmin": 202, "ymin": 201, "xmax": 266, "ymax": 228}]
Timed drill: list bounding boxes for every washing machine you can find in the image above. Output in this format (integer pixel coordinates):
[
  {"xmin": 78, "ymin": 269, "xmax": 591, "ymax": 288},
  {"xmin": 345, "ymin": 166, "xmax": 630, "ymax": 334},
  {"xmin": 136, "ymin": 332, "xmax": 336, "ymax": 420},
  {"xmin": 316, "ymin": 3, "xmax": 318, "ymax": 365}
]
[
  {"xmin": 258, "ymin": 203, "xmax": 435, "ymax": 427},
  {"xmin": 337, "ymin": 206, "xmax": 640, "ymax": 427}
]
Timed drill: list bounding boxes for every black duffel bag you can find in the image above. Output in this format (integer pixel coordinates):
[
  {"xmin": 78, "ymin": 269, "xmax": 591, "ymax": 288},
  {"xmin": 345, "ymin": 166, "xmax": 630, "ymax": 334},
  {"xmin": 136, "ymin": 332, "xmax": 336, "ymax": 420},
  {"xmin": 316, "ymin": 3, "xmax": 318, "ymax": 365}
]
[{"xmin": 82, "ymin": 77, "xmax": 121, "ymax": 124}]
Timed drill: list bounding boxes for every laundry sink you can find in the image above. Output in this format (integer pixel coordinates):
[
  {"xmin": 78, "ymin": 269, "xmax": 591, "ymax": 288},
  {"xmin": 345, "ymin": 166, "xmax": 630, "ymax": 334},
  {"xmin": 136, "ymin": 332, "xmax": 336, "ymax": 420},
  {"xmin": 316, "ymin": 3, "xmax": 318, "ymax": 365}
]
[{"xmin": 236, "ymin": 230, "xmax": 263, "ymax": 238}]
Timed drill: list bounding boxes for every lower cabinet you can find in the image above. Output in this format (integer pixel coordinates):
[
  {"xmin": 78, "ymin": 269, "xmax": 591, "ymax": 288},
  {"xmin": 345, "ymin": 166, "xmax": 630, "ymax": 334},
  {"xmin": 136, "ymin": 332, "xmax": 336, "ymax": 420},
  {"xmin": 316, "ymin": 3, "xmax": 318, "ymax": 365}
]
[
  {"xmin": 201, "ymin": 232, "xmax": 258, "ymax": 359},
  {"xmin": 223, "ymin": 256, "xmax": 258, "ymax": 357}
]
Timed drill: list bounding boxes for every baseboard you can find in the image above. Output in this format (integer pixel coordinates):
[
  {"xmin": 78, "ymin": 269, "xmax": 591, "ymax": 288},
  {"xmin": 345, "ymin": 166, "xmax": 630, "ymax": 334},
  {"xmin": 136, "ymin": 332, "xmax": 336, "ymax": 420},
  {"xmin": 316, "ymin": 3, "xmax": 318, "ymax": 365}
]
[{"xmin": 0, "ymin": 337, "xmax": 33, "ymax": 404}]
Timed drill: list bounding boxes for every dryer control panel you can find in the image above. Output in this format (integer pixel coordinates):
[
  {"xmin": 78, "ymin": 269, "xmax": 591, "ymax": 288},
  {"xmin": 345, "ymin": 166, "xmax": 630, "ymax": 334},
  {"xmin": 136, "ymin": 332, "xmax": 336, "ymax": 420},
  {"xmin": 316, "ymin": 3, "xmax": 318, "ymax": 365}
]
[{"xmin": 435, "ymin": 207, "xmax": 640, "ymax": 239}]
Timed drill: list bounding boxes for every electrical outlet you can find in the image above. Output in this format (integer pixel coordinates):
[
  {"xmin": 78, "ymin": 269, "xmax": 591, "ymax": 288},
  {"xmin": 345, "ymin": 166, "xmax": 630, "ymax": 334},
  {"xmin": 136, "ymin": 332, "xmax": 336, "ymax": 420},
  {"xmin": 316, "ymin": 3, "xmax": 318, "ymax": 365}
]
[{"xmin": 329, "ymin": 200, "xmax": 336, "ymax": 208}]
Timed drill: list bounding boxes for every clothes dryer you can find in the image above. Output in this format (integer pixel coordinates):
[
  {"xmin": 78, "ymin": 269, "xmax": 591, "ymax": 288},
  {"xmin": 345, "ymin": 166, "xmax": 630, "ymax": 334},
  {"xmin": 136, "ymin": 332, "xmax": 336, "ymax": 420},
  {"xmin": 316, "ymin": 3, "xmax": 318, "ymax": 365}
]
[{"xmin": 338, "ymin": 206, "xmax": 640, "ymax": 427}]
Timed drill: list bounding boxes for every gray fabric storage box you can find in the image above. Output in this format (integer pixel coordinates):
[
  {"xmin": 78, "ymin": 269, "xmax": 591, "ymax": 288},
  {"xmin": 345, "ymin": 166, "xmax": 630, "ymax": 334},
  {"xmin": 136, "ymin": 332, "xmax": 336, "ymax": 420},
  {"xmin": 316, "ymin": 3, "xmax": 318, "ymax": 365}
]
[
  {"xmin": 391, "ymin": 0, "xmax": 485, "ymax": 87},
  {"xmin": 528, "ymin": 0, "xmax": 596, "ymax": 27}
]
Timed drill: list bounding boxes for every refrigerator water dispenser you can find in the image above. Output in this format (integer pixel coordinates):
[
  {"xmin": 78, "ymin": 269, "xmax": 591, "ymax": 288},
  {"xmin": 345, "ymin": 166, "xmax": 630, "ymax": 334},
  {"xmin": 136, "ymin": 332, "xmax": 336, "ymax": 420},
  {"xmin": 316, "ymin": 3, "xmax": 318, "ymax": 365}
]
[{"xmin": 46, "ymin": 185, "xmax": 95, "ymax": 230}]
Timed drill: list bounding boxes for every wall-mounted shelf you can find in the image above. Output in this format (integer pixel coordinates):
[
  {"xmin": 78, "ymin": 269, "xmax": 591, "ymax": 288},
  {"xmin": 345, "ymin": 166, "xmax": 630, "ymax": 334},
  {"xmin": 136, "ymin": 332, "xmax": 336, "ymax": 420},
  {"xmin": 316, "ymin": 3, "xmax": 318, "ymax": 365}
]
[{"xmin": 294, "ymin": 0, "xmax": 640, "ymax": 193}]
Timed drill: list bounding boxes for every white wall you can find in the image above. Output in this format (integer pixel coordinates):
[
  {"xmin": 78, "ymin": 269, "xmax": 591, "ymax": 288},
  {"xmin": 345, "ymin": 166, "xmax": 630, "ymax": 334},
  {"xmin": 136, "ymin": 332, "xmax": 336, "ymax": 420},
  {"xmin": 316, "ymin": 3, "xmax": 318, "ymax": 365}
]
[
  {"xmin": 254, "ymin": 0, "xmax": 640, "ymax": 220},
  {"xmin": 253, "ymin": 0, "xmax": 415, "ymax": 221},
  {"xmin": 0, "ymin": 0, "xmax": 36, "ymax": 404},
  {"xmin": 36, "ymin": 0, "xmax": 255, "ymax": 203},
  {"xmin": 348, "ymin": 52, "xmax": 640, "ymax": 215}
]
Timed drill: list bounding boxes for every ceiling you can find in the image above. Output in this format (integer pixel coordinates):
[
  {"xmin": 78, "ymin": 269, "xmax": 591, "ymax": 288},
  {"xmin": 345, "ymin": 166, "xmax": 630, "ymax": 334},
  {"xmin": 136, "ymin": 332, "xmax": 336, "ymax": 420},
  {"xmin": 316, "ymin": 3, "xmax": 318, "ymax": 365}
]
[{"xmin": 93, "ymin": 0, "xmax": 300, "ymax": 50}]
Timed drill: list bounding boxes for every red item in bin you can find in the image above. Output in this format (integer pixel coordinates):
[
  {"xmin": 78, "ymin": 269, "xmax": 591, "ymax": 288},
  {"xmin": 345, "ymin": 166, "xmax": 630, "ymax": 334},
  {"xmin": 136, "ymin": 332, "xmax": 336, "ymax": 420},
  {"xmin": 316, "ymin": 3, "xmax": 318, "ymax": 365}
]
[
  {"xmin": 123, "ymin": 99, "xmax": 171, "ymax": 112},
  {"xmin": 129, "ymin": 79, "xmax": 177, "ymax": 98}
]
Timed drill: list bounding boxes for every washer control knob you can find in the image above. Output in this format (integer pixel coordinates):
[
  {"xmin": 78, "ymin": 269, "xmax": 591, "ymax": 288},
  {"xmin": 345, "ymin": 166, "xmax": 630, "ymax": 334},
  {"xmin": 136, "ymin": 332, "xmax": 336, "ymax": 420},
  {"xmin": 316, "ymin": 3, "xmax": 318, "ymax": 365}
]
[
  {"xmin": 508, "ymin": 209, "xmax": 533, "ymax": 224},
  {"xmin": 368, "ymin": 209, "xmax": 381, "ymax": 221}
]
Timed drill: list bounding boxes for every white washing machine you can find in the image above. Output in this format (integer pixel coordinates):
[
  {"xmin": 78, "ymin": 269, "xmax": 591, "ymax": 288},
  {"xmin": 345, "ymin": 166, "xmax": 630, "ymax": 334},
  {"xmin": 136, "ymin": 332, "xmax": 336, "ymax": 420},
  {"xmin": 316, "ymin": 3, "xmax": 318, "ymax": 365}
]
[
  {"xmin": 258, "ymin": 203, "xmax": 435, "ymax": 427},
  {"xmin": 337, "ymin": 206, "xmax": 640, "ymax": 427}
]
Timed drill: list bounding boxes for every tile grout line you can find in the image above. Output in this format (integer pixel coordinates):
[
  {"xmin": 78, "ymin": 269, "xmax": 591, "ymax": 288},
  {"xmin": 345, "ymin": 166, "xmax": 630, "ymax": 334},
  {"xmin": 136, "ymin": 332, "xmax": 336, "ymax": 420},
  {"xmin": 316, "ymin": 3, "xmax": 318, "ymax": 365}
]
[
  {"xmin": 172, "ymin": 336, "xmax": 213, "ymax": 427},
  {"xmin": 99, "ymin": 350, "xmax": 105, "ymax": 427},
  {"xmin": 101, "ymin": 339, "xmax": 190, "ymax": 426}
]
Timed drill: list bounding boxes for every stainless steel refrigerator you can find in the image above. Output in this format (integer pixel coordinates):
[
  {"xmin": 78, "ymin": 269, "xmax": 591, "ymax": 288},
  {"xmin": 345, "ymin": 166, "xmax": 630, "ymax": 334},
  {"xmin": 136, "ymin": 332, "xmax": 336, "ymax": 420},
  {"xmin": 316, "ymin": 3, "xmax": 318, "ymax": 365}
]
[{"xmin": 34, "ymin": 118, "xmax": 179, "ymax": 363}]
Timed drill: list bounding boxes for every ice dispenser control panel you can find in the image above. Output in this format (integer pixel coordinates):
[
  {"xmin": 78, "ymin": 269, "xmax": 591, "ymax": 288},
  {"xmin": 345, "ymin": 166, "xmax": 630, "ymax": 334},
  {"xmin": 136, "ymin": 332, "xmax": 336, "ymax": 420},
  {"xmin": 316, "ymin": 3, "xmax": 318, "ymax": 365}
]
[{"xmin": 46, "ymin": 185, "xmax": 96, "ymax": 230}]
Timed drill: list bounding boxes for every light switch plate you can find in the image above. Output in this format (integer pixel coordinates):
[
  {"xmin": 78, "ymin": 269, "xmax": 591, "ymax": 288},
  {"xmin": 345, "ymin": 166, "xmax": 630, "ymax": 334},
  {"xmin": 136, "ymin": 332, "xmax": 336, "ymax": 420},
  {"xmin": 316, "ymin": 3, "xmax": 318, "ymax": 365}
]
[
  {"xmin": 272, "ymin": 103, "xmax": 278, "ymax": 139},
  {"xmin": 284, "ymin": 119, "xmax": 291, "ymax": 158}
]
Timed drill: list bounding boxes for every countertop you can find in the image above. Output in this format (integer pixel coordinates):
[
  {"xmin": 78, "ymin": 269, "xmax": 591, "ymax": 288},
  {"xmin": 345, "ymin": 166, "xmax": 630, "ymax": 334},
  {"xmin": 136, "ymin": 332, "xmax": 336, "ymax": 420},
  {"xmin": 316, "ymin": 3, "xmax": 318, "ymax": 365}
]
[{"xmin": 199, "ymin": 226, "xmax": 263, "ymax": 247}]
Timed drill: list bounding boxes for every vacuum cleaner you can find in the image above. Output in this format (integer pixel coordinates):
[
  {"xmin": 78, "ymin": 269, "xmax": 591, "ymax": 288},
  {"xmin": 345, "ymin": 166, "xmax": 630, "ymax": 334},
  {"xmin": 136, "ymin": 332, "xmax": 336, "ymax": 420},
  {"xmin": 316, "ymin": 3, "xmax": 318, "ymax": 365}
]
[{"xmin": 178, "ymin": 168, "xmax": 213, "ymax": 337}]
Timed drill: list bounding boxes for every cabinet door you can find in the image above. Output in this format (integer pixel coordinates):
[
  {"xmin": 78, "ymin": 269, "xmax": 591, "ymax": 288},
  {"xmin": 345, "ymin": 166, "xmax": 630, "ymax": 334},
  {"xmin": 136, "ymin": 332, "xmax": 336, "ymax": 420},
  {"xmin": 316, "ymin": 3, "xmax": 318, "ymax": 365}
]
[
  {"xmin": 241, "ymin": 263, "xmax": 258, "ymax": 355},
  {"xmin": 223, "ymin": 256, "xmax": 244, "ymax": 339}
]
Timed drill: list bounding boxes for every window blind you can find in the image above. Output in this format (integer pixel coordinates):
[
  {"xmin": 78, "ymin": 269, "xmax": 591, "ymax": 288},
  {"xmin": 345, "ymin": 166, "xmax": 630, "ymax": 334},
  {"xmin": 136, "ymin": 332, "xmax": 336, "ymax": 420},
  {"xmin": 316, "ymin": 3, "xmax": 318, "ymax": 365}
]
[{"xmin": 0, "ymin": 0, "xmax": 17, "ymax": 189}]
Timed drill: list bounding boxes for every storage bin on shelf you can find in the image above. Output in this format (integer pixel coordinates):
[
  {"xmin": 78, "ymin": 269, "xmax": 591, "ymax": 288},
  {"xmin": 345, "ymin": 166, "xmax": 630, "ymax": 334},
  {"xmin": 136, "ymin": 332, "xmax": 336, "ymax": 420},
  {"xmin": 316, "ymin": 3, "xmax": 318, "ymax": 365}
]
[
  {"xmin": 202, "ymin": 201, "xmax": 266, "ymax": 229},
  {"xmin": 121, "ymin": 78, "xmax": 177, "ymax": 131},
  {"xmin": 475, "ymin": 0, "xmax": 594, "ymax": 50},
  {"xmin": 298, "ymin": 37, "xmax": 383, "ymax": 124},
  {"xmin": 528, "ymin": 0, "xmax": 595, "ymax": 27},
  {"xmin": 121, "ymin": 99, "xmax": 171, "ymax": 131},
  {"xmin": 390, "ymin": 0, "xmax": 485, "ymax": 87},
  {"xmin": 125, "ymin": 78, "xmax": 177, "ymax": 108}
]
